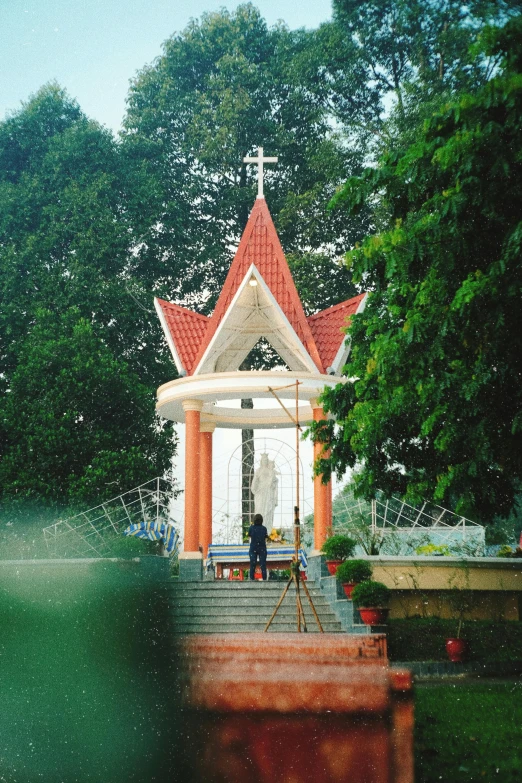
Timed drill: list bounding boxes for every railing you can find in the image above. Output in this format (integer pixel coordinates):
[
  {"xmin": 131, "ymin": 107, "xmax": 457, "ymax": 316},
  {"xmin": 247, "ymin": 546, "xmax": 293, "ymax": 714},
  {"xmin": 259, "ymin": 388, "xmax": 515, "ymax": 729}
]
[
  {"xmin": 331, "ymin": 491, "xmax": 485, "ymax": 556},
  {"xmin": 42, "ymin": 478, "xmax": 176, "ymax": 558}
]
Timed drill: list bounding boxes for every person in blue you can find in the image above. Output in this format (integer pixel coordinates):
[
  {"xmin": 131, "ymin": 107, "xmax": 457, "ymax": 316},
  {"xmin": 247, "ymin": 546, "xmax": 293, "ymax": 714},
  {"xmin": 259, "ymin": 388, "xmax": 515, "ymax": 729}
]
[{"xmin": 248, "ymin": 513, "xmax": 269, "ymax": 581}]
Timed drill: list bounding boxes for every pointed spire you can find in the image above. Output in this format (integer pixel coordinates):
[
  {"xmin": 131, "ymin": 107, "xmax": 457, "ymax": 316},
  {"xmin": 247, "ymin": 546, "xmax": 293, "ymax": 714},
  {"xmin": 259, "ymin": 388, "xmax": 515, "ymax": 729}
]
[{"xmin": 191, "ymin": 198, "xmax": 324, "ymax": 374}]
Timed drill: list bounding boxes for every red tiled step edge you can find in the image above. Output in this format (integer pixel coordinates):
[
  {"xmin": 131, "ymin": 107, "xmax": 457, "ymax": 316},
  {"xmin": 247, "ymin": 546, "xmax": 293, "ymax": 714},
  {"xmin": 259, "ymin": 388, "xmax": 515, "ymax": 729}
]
[{"xmin": 177, "ymin": 633, "xmax": 413, "ymax": 783}]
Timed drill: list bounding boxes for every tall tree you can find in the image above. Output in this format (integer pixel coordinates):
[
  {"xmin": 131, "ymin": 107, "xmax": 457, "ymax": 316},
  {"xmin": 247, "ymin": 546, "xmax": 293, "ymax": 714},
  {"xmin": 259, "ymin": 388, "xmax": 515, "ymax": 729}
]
[
  {"xmin": 317, "ymin": 17, "xmax": 522, "ymax": 522},
  {"xmin": 0, "ymin": 85, "xmax": 174, "ymax": 503},
  {"xmin": 332, "ymin": 0, "xmax": 520, "ymax": 152},
  {"xmin": 121, "ymin": 4, "xmax": 366, "ymax": 314},
  {"xmin": 0, "ymin": 83, "xmax": 170, "ymax": 386},
  {"xmin": 0, "ymin": 310, "xmax": 173, "ymax": 501}
]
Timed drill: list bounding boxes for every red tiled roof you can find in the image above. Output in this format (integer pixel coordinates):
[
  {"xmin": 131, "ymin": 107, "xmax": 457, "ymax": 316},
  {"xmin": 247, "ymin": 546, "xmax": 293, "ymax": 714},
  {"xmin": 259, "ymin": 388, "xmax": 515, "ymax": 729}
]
[
  {"xmin": 156, "ymin": 298, "xmax": 209, "ymax": 375},
  {"xmin": 191, "ymin": 198, "xmax": 325, "ymax": 374},
  {"xmin": 307, "ymin": 293, "xmax": 366, "ymax": 370}
]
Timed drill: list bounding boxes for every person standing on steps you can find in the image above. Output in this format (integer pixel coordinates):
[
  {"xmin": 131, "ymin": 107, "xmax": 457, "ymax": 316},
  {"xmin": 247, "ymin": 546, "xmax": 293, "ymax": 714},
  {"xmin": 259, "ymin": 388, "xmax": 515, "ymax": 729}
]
[{"xmin": 248, "ymin": 513, "xmax": 269, "ymax": 581}]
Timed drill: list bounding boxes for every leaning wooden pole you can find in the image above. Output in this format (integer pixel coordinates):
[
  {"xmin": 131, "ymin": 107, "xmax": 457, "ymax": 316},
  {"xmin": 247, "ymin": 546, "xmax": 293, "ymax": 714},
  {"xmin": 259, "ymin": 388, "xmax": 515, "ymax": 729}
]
[{"xmin": 264, "ymin": 380, "xmax": 323, "ymax": 633}]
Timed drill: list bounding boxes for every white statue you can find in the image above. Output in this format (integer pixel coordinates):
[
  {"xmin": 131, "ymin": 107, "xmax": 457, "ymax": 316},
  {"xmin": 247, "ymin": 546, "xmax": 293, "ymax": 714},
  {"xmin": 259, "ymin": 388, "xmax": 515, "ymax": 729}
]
[{"xmin": 251, "ymin": 453, "xmax": 279, "ymax": 529}]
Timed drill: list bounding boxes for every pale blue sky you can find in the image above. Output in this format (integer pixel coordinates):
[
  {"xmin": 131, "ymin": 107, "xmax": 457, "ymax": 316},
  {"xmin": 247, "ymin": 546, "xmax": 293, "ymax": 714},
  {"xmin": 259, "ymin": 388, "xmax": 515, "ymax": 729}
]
[{"xmin": 1, "ymin": 0, "xmax": 333, "ymax": 133}]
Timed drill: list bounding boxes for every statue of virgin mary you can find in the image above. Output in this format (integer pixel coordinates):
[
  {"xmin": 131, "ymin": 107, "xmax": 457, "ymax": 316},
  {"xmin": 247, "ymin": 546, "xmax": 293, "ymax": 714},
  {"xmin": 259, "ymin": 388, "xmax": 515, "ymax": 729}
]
[{"xmin": 251, "ymin": 453, "xmax": 278, "ymax": 529}]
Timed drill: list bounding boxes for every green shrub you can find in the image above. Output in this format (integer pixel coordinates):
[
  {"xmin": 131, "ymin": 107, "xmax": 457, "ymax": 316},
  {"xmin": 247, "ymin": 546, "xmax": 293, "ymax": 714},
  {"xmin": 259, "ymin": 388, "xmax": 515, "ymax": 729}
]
[
  {"xmin": 415, "ymin": 543, "xmax": 451, "ymax": 556},
  {"xmin": 336, "ymin": 559, "xmax": 372, "ymax": 584},
  {"xmin": 351, "ymin": 579, "xmax": 390, "ymax": 607},
  {"xmin": 320, "ymin": 534, "xmax": 356, "ymax": 560},
  {"xmin": 498, "ymin": 545, "xmax": 522, "ymax": 558}
]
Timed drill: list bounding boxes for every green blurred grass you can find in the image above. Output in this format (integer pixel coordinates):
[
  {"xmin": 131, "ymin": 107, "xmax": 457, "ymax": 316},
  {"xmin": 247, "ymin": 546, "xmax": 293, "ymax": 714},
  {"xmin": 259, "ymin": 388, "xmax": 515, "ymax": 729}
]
[
  {"xmin": 0, "ymin": 560, "xmax": 179, "ymax": 783},
  {"xmin": 415, "ymin": 682, "xmax": 522, "ymax": 782}
]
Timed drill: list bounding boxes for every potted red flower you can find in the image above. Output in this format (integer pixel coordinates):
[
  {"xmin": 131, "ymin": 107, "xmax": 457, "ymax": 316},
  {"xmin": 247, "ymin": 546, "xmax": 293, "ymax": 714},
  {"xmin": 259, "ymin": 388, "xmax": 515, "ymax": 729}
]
[
  {"xmin": 445, "ymin": 588, "xmax": 473, "ymax": 662},
  {"xmin": 320, "ymin": 535, "xmax": 357, "ymax": 575},
  {"xmin": 351, "ymin": 580, "xmax": 391, "ymax": 625},
  {"xmin": 336, "ymin": 559, "xmax": 373, "ymax": 598}
]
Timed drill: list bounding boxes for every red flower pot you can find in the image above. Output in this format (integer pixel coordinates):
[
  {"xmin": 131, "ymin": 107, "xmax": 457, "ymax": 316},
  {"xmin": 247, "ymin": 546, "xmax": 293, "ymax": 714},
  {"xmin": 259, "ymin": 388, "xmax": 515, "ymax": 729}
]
[
  {"xmin": 342, "ymin": 582, "xmax": 356, "ymax": 598},
  {"xmin": 359, "ymin": 607, "xmax": 389, "ymax": 625},
  {"xmin": 326, "ymin": 559, "xmax": 343, "ymax": 576},
  {"xmin": 445, "ymin": 638, "xmax": 468, "ymax": 663}
]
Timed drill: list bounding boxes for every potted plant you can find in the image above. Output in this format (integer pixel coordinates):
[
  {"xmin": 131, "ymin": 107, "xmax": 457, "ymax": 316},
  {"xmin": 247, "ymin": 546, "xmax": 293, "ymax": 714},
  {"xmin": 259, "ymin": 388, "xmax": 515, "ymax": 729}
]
[
  {"xmin": 336, "ymin": 559, "xmax": 372, "ymax": 598},
  {"xmin": 320, "ymin": 534, "xmax": 357, "ymax": 575},
  {"xmin": 445, "ymin": 588, "xmax": 473, "ymax": 662},
  {"xmin": 351, "ymin": 580, "xmax": 391, "ymax": 625}
]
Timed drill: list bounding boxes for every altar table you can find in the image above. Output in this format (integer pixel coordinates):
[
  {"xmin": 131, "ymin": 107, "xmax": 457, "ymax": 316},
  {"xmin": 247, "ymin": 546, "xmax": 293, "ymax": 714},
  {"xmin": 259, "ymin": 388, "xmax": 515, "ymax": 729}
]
[{"xmin": 207, "ymin": 544, "xmax": 308, "ymax": 579}]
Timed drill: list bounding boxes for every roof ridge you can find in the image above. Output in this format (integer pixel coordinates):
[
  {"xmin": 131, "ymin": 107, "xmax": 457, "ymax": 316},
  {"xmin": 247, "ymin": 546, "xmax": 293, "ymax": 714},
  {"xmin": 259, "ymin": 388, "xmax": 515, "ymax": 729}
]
[
  {"xmin": 307, "ymin": 293, "xmax": 366, "ymax": 321},
  {"xmin": 155, "ymin": 298, "xmax": 209, "ymax": 321}
]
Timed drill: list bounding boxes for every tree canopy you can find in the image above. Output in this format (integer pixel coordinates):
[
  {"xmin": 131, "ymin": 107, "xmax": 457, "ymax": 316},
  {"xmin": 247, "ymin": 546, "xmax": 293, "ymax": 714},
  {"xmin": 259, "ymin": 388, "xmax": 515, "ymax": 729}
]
[
  {"xmin": 332, "ymin": 0, "xmax": 520, "ymax": 153},
  {"xmin": 318, "ymin": 18, "xmax": 522, "ymax": 522},
  {"xmin": 0, "ymin": 85, "xmax": 174, "ymax": 503},
  {"xmin": 2, "ymin": 4, "xmax": 521, "ymax": 512},
  {"xmin": 121, "ymin": 3, "xmax": 365, "ymax": 313},
  {"xmin": 0, "ymin": 310, "xmax": 173, "ymax": 501}
]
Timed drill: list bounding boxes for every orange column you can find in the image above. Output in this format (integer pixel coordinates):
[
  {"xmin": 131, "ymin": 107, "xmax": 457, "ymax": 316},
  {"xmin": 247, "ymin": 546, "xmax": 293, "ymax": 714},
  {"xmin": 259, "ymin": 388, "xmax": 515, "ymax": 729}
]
[
  {"xmin": 182, "ymin": 400, "xmax": 203, "ymax": 552},
  {"xmin": 311, "ymin": 400, "xmax": 332, "ymax": 552},
  {"xmin": 199, "ymin": 423, "xmax": 215, "ymax": 558}
]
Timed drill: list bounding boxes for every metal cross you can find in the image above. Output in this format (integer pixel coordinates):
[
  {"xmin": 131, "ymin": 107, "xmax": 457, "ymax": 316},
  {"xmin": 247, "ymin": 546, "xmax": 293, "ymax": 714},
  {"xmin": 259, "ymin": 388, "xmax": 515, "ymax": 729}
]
[{"xmin": 243, "ymin": 146, "xmax": 278, "ymax": 199}]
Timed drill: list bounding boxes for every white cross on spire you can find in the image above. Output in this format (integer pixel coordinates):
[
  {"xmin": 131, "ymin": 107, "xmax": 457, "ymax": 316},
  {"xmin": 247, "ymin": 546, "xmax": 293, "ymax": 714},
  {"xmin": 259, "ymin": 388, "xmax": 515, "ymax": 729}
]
[{"xmin": 243, "ymin": 146, "xmax": 278, "ymax": 199}]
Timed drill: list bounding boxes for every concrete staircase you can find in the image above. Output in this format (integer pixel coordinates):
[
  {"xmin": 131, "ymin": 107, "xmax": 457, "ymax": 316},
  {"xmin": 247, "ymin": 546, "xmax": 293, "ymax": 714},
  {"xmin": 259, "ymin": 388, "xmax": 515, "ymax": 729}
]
[{"xmin": 168, "ymin": 579, "xmax": 343, "ymax": 634}]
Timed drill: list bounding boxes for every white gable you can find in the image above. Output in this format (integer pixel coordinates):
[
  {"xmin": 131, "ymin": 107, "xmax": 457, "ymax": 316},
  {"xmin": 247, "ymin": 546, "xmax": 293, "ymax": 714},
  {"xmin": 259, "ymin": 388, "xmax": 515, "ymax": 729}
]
[{"xmin": 194, "ymin": 264, "xmax": 318, "ymax": 375}]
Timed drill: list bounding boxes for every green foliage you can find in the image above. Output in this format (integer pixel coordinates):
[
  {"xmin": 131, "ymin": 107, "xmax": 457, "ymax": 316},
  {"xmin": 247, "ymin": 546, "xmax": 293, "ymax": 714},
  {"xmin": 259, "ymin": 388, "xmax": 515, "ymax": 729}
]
[
  {"xmin": 121, "ymin": 4, "xmax": 368, "ymax": 314},
  {"xmin": 335, "ymin": 558, "xmax": 373, "ymax": 584},
  {"xmin": 487, "ymin": 491, "xmax": 522, "ymax": 544},
  {"xmin": 415, "ymin": 544, "xmax": 452, "ymax": 556},
  {"xmin": 351, "ymin": 579, "xmax": 391, "ymax": 607},
  {"xmin": 0, "ymin": 561, "xmax": 178, "ymax": 781},
  {"xmin": 446, "ymin": 588, "xmax": 477, "ymax": 638},
  {"xmin": 0, "ymin": 85, "xmax": 175, "ymax": 503},
  {"xmin": 320, "ymin": 18, "xmax": 522, "ymax": 522},
  {"xmin": 0, "ymin": 309, "xmax": 173, "ymax": 502},
  {"xmin": 320, "ymin": 533, "xmax": 357, "ymax": 560},
  {"xmin": 497, "ymin": 546, "xmax": 522, "ymax": 558},
  {"xmin": 333, "ymin": 0, "xmax": 518, "ymax": 155}
]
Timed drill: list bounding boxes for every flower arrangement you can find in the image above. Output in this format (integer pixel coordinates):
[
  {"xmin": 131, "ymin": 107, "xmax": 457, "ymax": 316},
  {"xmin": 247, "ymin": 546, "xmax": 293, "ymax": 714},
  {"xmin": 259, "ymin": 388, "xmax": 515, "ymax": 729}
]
[
  {"xmin": 268, "ymin": 528, "xmax": 286, "ymax": 543},
  {"xmin": 497, "ymin": 545, "xmax": 522, "ymax": 558}
]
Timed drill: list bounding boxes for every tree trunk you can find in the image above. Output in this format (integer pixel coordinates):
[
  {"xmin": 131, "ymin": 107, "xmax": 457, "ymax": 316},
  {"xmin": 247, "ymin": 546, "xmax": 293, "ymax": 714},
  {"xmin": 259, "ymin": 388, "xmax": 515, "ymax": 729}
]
[{"xmin": 241, "ymin": 398, "xmax": 254, "ymax": 539}]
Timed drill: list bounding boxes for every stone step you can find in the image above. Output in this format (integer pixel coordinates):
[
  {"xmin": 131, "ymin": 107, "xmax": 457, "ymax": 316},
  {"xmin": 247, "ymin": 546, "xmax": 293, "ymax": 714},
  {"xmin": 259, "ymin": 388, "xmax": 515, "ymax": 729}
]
[
  {"xmin": 166, "ymin": 578, "xmax": 344, "ymax": 635},
  {"xmin": 171, "ymin": 621, "xmax": 342, "ymax": 633},
  {"xmin": 171, "ymin": 627, "xmax": 338, "ymax": 634},
  {"xmin": 171, "ymin": 605, "xmax": 338, "ymax": 619},
  {"xmin": 169, "ymin": 601, "xmax": 335, "ymax": 614},
  {"xmin": 169, "ymin": 581, "xmax": 320, "ymax": 591},
  {"xmin": 171, "ymin": 616, "xmax": 341, "ymax": 626},
  {"xmin": 168, "ymin": 585, "xmax": 323, "ymax": 596},
  {"xmin": 169, "ymin": 589, "xmax": 326, "ymax": 599}
]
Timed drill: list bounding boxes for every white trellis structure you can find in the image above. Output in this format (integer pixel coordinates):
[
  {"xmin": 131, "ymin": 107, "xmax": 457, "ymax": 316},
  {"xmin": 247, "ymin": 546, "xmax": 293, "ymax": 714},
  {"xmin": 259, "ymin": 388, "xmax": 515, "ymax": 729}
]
[
  {"xmin": 332, "ymin": 489, "xmax": 485, "ymax": 556},
  {"xmin": 42, "ymin": 478, "xmax": 177, "ymax": 558},
  {"xmin": 208, "ymin": 437, "xmax": 313, "ymax": 546}
]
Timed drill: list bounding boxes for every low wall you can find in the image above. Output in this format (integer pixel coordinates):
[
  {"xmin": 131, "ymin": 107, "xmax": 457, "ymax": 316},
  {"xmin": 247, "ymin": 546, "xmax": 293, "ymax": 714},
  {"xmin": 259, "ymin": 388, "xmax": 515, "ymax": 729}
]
[{"xmin": 367, "ymin": 556, "xmax": 522, "ymax": 621}]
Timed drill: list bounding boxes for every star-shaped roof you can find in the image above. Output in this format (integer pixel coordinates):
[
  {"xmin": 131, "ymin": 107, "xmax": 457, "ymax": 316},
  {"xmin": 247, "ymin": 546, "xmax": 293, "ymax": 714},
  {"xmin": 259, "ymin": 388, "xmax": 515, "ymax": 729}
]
[{"xmin": 155, "ymin": 198, "xmax": 366, "ymax": 377}]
